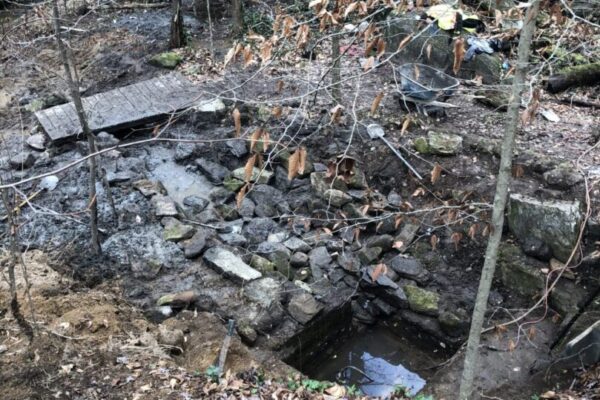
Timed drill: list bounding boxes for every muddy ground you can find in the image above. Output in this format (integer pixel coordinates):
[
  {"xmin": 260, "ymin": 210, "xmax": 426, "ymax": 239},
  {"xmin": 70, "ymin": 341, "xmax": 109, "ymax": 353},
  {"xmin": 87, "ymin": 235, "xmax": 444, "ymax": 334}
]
[{"xmin": 1, "ymin": 1, "xmax": 599, "ymax": 399}]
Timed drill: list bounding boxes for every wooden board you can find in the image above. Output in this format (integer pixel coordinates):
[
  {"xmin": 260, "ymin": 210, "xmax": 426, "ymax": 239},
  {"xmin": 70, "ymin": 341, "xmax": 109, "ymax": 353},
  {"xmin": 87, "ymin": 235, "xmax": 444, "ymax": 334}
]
[{"xmin": 35, "ymin": 73, "xmax": 206, "ymax": 143}]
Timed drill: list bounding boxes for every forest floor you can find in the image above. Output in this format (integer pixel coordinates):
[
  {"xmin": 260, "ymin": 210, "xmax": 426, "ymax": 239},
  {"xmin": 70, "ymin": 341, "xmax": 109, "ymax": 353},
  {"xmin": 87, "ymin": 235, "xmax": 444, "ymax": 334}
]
[{"xmin": 1, "ymin": 0, "xmax": 599, "ymax": 399}]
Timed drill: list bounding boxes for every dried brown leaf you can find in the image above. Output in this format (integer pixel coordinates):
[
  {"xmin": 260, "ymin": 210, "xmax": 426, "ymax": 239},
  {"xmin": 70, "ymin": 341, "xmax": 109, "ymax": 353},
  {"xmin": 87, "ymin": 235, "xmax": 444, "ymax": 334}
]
[
  {"xmin": 249, "ymin": 128, "xmax": 262, "ymax": 151},
  {"xmin": 244, "ymin": 154, "xmax": 256, "ymax": 182},
  {"xmin": 236, "ymin": 184, "xmax": 248, "ymax": 209},
  {"xmin": 508, "ymin": 339, "xmax": 516, "ymax": 352},
  {"xmin": 370, "ymin": 92, "xmax": 384, "ymax": 115},
  {"xmin": 272, "ymin": 106, "xmax": 282, "ymax": 119},
  {"xmin": 400, "ymin": 116, "xmax": 411, "ymax": 135},
  {"xmin": 450, "ymin": 231, "xmax": 462, "ymax": 251},
  {"xmin": 232, "ymin": 108, "xmax": 241, "ymax": 137},
  {"xmin": 468, "ymin": 224, "xmax": 478, "ymax": 240},
  {"xmin": 363, "ymin": 56, "xmax": 375, "ymax": 72},
  {"xmin": 298, "ymin": 147, "xmax": 307, "ymax": 174},
  {"xmin": 330, "ymin": 104, "xmax": 344, "ymax": 124},
  {"xmin": 397, "ymin": 34, "xmax": 413, "ymax": 51},
  {"xmin": 288, "ymin": 149, "xmax": 300, "ymax": 181},
  {"xmin": 453, "ymin": 38, "xmax": 465, "ymax": 75},
  {"xmin": 430, "ymin": 234, "xmax": 439, "ymax": 250},
  {"xmin": 376, "ymin": 37, "xmax": 386, "ymax": 59},
  {"xmin": 430, "ymin": 163, "xmax": 442, "ymax": 184},
  {"xmin": 370, "ymin": 263, "xmax": 387, "ymax": 282},
  {"xmin": 276, "ymin": 80, "xmax": 285, "ymax": 93}
]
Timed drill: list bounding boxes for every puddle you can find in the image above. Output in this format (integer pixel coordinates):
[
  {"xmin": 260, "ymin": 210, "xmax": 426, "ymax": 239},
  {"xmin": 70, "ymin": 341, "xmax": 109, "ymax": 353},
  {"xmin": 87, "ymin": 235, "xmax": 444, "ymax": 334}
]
[{"xmin": 301, "ymin": 326, "xmax": 442, "ymax": 398}]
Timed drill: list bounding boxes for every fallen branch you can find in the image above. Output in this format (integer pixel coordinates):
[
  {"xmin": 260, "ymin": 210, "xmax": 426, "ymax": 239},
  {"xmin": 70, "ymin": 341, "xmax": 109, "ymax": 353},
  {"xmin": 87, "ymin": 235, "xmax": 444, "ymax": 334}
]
[
  {"xmin": 546, "ymin": 62, "xmax": 600, "ymax": 94},
  {"xmin": 99, "ymin": 2, "xmax": 170, "ymax": 10}
]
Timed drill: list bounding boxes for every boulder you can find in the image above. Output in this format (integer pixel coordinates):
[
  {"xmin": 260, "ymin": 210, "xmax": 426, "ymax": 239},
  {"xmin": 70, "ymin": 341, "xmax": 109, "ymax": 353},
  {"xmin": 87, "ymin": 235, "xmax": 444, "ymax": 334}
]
[
  {"xmin": 151, "ymin": 195, "xmax": 178, "ymax": 217},
  {"xmin": 322, "ymin": 189, "xmax": 352, "ymax": 207},
  {"xmin": 183, "ymin": 195, "xmax": 209, "ymax": 214},
  {"xmin": 543, "ymin": 166, "xmax": 584, "ymax": 190},
  {"xmin": 149, "ymin": 52, "xmax": 183, "ymax": 69},
  {"xmin": 196, "ymin": 159, "xmax": 229, "ymax": 184},
  {"xmin": 563, "ymin": 320, "xmax": 600, "ymax": 366},
  {"xmin": 290, "ymin": 252, "xmax": 309, "ymax": 268},
  {"xmin": 360, "ymin": 266, "xmax": 408, "ymax": 308},
  {"xmin": 134, "ymin": 180, "xmax": 166, "ymax": 198},
  {"xmin": 203, "ymin": 247, "xmax": 262, "ymax": 283},
  {"xmin": 404, "ymin": 285, "xmax": 439, "ymax": 316},
  {"xmin": 182, "ymin": 229, "xmax": 209, "ymax": 258},
  {"xmin": 243, "ymin": 218, "xmax": 280, "ymax": 244},
  {"xmin": 26, "ymin": 134, "xmax": 46, "ymax": 151},
  {"xmin": 250, "ymin": 254, "xmax": 275, "ymax": 273},
  {"xmin": 9, "ymin": 152, "xmax": 35, "ymax": 169},
  {"xmin": 389, "ymin": 255, "xmax": 429, "ymax": 284},
  {"xmin": 162, "ymin": 217, "xmax": 196, "ymax": 242},
  {"xmin": 357, "ymin": 246, "xmax": 382, "ymax": 265},
  {"xmin": 232, "ymin": 167, "xmax": 273, "ymax": 184},
  {"xmin": 244, "ymin": 277, "xmax": 281, "ymax": 307},
  {"xmin": 508, "ymin": 194, "xmax": 583, "ymax": 262},
  {"xmin": 309, "ymin": 246, "xmax": 332, "ymax": 279},
  {"xmin": 427, "ymin": 131, "xmax": 463, "ymax": 155},
  {"xmin": 497, "ymin": 243, "xmax": 545, "ymax": 297},
  {"xmin": 288, "ymin": 293, "xmax": 323, "ymax": 324},
  {"xmin": 283, "ymin": 237, "xmax": 311, "ymax": 253},
  {"xmin": 394, "ymin": 222, "xmax": 420, "ymax": 252}
]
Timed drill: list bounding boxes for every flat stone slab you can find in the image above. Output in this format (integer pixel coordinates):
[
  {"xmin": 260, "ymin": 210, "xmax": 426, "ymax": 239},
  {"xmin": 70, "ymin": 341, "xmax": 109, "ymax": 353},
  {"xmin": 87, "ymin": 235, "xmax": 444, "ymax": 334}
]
[
  {"xmin": 35, "ymin": 73, "xmax": 214, "ymax": 143},
  {"xmin": 203, "ymin": 247, "xmax": 262, "ymax": 283}
]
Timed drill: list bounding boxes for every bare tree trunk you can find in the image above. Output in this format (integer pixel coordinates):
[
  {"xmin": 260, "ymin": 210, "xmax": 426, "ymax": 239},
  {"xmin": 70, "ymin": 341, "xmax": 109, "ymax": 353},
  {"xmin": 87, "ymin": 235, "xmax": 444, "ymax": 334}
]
[
  {"xmin": 231, "ymin": 0, "xmax": 243, "ymax": 36},
  {"xmin": 331, "ymin": 31, "xmax": 341, "ymax": 103},
  {"xmin": 51, "ymin": 0, "xmax": 101, "ymax": 255},
  {"xmin": 1, "ymin": 189, "xmax": 34, "ymax": 341},
  {"xmin": 458, "ymin": 1, "xmax": 541, "ymax": 398},
  {"xmin": 170, "ymin": 0, "xmax": 184, "ymax": 48}
]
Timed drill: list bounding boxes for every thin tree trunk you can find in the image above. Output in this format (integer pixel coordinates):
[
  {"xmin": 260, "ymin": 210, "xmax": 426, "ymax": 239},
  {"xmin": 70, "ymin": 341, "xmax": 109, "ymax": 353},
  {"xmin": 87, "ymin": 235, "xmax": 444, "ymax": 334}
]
[
  {"xmin": 458, "ymin": 1, "xmax": 541, "ymax": 398},
  {"xmin": 331, "ymin": 31, "xmax": 341, "ymax": 103},
  {"xmin": 51, "ymin": 0, "xmax": 101, "ymax": 255},
  {"xmin": 231, "ymin": 0, "xmax": 243, "ymax": 36},
  {"xmin": 169, "ymin": 0, "xmax": 184, "ymax": 48},
  {"xmin": 1, "ymin": 189, "xmax": 34, "ymax": 340}
]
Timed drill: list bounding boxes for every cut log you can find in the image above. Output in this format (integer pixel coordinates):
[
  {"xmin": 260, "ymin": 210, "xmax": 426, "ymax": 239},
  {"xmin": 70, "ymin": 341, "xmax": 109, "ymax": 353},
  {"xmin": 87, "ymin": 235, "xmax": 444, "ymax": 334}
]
[{"xmin": 546, "ymin": 63, "xmax": 600, "ymax": 94}]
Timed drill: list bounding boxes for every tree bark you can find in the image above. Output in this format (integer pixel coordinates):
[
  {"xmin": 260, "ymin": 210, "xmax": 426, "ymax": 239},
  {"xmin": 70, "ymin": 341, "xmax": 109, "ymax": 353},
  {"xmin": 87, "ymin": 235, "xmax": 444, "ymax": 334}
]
[
  {"xmin": 331, "ymin": 31, "xmax": 341, "ymax": 103},
  {"xmin": 546, "ymin": 62, "xmax": 600, "ymax": 93},
  {"xmin": 51, "ymin": 0, "xmax": 101, "ymax": 255},
  {"xmin": 231, "ymin": 0, "xmax": 243, "ymax": 36},
  {"xmin": 458, "ymin": 1, "xmax": 541, "ymax": 399},
  {"xmin": 1, "ymin": 189, "xmax": 34, "ymax": 341},
  {"xmin": 169, "ymin": 0, "xmax": 184, "ymax": 48}
]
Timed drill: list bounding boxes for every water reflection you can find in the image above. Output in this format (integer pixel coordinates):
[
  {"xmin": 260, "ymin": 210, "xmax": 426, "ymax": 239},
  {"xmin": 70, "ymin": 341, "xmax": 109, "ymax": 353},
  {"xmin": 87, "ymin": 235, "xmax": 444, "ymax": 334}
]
[{"xmin": 307, "ymin": 326, "xmax": 436, "ymax": 398}]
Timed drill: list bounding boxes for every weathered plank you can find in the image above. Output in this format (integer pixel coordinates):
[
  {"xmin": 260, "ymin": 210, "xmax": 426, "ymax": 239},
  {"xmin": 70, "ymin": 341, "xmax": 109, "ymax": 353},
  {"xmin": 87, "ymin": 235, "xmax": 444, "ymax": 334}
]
[{"xmin": 35, "ymin": 73, "xmax": 210, "ymax": 143}]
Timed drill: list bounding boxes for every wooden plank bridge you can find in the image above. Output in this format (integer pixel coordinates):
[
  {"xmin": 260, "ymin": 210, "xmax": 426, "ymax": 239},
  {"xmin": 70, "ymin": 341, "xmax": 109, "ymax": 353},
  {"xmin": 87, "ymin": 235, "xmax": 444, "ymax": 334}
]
[{"xmin": 35, "ymin": 73, "xmax": 211, "ymax": 143}]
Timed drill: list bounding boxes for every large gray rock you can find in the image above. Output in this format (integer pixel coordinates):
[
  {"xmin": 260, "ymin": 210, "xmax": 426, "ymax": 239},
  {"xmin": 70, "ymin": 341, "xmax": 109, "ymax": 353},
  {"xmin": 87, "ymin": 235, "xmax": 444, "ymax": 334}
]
[
  {"xmin": 243, "ymin": 218, "xmax": 280, "ymax": 244},
  {"xmin": 309, "ymin": 246, "xmax": 332, "ymax": 279},
  {"xmin": 389, "ymin": 255, "xmax": 429, "ymax": 284},
  {"xmin": 508, "ymin": 194, "xmax": 583, "ymax": 262},
  {"xmin": 287, "ymin": 292, "xmax": 323, "ymax": 324},
  {"xmin": 196, "ymin": 158, "xmax": 229, "ymax": 184},
  {"xmin": 151, "ymin": 195, "xmax": 178, "ymax": 217},
  {"xmin": 203, "ymin": 247, "xmax": 262, "ymax": 283},
  {"xmin": 384, "ymin": 17, "xmax": 503, "ymax": 83},
  {"xmin": 564, "ymin": 320, "xmax": 600, "ymax": 366},
  {"xmin": 497, "ymin": 243, "xmax": 545, "ymax": 298},
  {"xmin": 244, "ymin": 277, "xmax": 281, "ymax": 307}
]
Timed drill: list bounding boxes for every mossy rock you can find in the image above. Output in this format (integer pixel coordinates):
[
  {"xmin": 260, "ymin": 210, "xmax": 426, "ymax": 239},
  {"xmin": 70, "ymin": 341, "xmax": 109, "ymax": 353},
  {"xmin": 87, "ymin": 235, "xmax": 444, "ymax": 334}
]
[
  {"xmin": 404, "ymin": 285, "xmax": 439, "ymax": 316},
  {"xmin": 413, "ymin": 137, "xmax": 430, "ymax": 154},
  {"xmin": 223, "ymin": 176, "xmax": 245, "ymax": 192},
  {"xmin": 497, "ymin": 243, "xmax": 545, "ymax": 298},
  {"xmin": 149, "ymin": 52, "xmax": 183, "ymax": 69}
]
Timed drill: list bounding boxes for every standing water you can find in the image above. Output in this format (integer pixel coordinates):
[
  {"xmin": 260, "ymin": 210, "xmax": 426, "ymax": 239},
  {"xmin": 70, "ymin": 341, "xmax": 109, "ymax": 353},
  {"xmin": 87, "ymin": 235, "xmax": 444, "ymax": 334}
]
[{"xmin": 302, "ymin": 326, "xmax": 443, "ymax": 397}]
